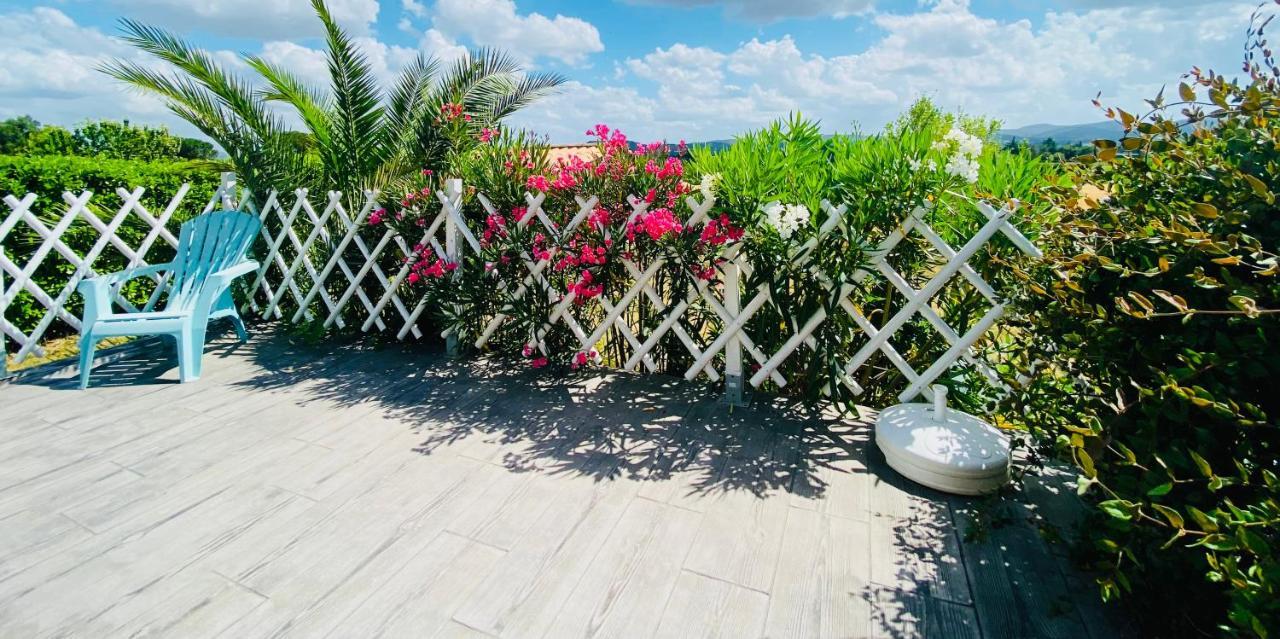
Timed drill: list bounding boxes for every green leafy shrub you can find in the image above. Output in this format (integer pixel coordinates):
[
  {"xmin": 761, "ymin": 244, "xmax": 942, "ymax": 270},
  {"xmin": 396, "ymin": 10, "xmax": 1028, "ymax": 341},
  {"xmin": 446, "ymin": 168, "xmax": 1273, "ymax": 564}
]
[
  {"xmin": 1, "ymin": 154, "xmax": 221, "ymax": 345},
  {"xmin": 689, "ymin": 103, "xmax": 1054, "ymax": 408},
  {"xmin": 1005, "ymin": 14, "xmax": 1280, "ymax": 636}
]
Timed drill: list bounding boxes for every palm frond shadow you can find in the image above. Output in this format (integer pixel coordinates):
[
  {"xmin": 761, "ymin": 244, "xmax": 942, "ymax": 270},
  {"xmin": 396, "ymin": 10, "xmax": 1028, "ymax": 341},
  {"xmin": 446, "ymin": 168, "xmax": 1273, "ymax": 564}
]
[{"xmin": 234, "ymin": 331, "xmax": 875, "ymax": 500}]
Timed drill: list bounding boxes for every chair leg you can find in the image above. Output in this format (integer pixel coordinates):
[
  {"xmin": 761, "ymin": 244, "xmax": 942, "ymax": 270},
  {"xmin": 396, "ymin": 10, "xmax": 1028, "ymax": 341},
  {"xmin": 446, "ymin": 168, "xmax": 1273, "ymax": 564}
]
[
  {"xmin": 78, "ymin": 333, "xmax": 98, "ymax": 390},
  {"xmin": 216, "ymin": 289, "xmax": 248, "ymax": 342},
  {"xmin": 178, "ymin": 325, "xmax": 207, "ymax": 383},
  {"xmin": 229, "ymin": 312, "xmax": 249, "ymax": 343}
]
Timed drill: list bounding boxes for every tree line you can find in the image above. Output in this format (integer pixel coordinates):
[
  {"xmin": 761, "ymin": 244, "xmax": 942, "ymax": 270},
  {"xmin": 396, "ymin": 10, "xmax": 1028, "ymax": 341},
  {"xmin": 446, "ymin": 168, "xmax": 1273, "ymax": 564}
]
[{"xmin": 0, "ymin": 115, "xmax": 218, "ymax": 162}]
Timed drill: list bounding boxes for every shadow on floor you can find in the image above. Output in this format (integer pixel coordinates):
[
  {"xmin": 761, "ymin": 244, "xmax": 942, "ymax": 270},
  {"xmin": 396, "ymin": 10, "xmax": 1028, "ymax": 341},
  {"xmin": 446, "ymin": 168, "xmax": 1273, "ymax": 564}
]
[{"xmin": 229, "ymin": 331, "xmax": 876, "ymax": 501}]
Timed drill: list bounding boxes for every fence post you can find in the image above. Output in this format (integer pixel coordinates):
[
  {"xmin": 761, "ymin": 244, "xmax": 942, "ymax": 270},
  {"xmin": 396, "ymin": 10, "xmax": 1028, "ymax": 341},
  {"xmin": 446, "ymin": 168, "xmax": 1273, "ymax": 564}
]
[
  {"xmin": 218, "ymin": 172, "xmax": 237, "ymax": 210},
  {"xmin": 722, "ymin": 259, "xmax": 746, "ymax": 406},
  {"xmin": 1, "ymin": 264, "xmax": 7, "ymax": 380},
  {"xmin": 444, "ymin": 178, "xmax": 463, "ymax": 358}
]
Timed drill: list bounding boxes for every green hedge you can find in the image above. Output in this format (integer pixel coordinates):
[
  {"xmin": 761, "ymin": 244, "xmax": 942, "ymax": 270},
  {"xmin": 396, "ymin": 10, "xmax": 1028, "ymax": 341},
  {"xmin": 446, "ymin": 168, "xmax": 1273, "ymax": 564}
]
[{"xmin": 1, "ymin": 154, "xmax": 222, "ymax": 347}]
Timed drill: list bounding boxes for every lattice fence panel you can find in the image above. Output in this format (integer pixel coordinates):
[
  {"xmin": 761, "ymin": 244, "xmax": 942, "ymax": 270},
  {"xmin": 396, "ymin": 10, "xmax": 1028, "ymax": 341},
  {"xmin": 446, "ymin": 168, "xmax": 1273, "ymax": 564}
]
[
  {"xmin": 1, "ymin": 173, "xmax": 237, "ymax": 367},
  {"xmin": 237, "ymin": 179, "xmax": 464, "ymax": 342},
  {"xmin": 3, "ymin": 171, "xmax": 1038, "ymax": 405}
]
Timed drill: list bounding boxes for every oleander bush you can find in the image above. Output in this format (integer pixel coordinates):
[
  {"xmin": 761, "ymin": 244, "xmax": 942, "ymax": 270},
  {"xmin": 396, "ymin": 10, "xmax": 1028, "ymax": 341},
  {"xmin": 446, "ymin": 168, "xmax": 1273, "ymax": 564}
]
[
  {"xmin": 1003, "ymin": 11, "xmax": 1280, "ymax": 636},
  {"xmin": 368, "ymin": 99, "xmax": 1053, "ymax": 410}
]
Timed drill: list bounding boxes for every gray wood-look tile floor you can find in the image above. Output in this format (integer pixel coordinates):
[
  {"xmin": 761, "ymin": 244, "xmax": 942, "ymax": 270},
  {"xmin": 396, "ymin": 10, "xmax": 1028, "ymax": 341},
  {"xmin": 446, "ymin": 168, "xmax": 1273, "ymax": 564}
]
[{"xmin": 0, "ymin": 330, "xmax": 1134, "ymax": 639}]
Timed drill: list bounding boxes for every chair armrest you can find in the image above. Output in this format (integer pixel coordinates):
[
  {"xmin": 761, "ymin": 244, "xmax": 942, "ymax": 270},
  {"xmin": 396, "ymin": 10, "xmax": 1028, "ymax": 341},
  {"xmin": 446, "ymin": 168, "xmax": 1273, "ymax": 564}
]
[
  {"xmin": 77, "ymin": 262, "xmax": 174, "ymax": 292},
  {"xmin": 76, "ymin": 262, "xmax": 175, "ymax": 326},
  {"xmin": 194, "ymin": 260, "xmax": 259, "ymax": 317},
  {"xmin": 208, "ymin": 260, "xmax": 259, "ymax": 285}
]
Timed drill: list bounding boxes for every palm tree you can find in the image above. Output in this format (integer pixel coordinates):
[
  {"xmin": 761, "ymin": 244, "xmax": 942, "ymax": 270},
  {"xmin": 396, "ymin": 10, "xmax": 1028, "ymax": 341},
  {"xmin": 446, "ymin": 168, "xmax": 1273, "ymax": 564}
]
[{"xmin": 101, "ymin": 0, "xmax": 564, "ymax": 207}]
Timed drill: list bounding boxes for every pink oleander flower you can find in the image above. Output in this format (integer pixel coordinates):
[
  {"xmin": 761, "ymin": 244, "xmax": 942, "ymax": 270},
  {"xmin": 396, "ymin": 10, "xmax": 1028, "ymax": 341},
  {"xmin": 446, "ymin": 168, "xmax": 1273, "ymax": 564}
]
[
  {"xmin": 368, "ymin": 208, "xmax": 386, "ymax": 225},
  {"xmin": 530, "ymin": 356, "xmax": 548, "ymax": 369},
  {"xmin": 526, "ymin": 175, "xmax": 550, "ymax": 192},
  {"xmin": 440, "ymin": 103, "xmax": 464, "ymax": 121},
  {"xmin": 522, "ymin": 343, "xmax": 534, "ymax": 357},
  {"xmin": 569, "ymin": 269, "xmax": 603, "ymax": 303},
  {"xmin": 627, "ymin": 208, "xmax": 683, "ymax": 242},
  {"xmin": 657, "ymin": 156, "xmax": 684, "ymax": 179},
  {"xmin": 588, "ymin": 206, "xmax": 611, "ymax": 230},
  {"xmin": 479, "ymin": 128, "xmax": 498, "ymax": 143},
  {"xmin": 421, "ymin": 168, "xmax": 434, "ymax": 176},
  {"xmin": 698, "ymin": 214, "xmax": 744, "ymax": 246},
  {"xmin": 550, "ymin": 169, "xmax": 577, "ymax": 190}
]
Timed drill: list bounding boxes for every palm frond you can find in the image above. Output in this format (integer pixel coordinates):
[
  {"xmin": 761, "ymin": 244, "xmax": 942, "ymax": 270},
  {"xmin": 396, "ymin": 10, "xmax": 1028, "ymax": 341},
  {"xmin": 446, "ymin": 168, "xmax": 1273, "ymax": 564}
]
[
  {"xmin": 312, "ymin": 0, "xmax": 387, "ymax": 200},
  {"xmin": 113, "ymin": 19, "xmax": 275, "ymax": 135},
  {"xmin": 245, "ymin": 56, "xmax": 333, "ymax": 150},
  {"xmin": 487, "ymin": 71, "xmax": 567, "ymax": 120}
]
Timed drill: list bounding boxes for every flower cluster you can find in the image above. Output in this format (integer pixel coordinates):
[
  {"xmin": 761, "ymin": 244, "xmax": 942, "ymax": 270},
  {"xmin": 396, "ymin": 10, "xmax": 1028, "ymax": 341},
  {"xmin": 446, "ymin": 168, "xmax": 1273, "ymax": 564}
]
[
  {"xmin": 699, "ymin": 213, "xmax": 744, "ymax": 247},
  {"xmin": 627, "ymin": 208, "xmax": 684, "ymax": 242},
  {"xmin": 698, "ymin": 173, "xmax": 720, "ymax": 200},
  {"xmin": 936, "ymin": 127, "xmax": 983, "ymax": 184},
  {"xmin": 421, "ymin": 124, "xmax": 747, "ymax": 372},
  {"xmin": 405, "ymin": 245, "xmax": 457, "ymax": 285},
  {"xmin": 568, "ymin": 269, "xmax": 603, "ymax": 302},
  {"xmin": 762, "ymin": 202, "xmax": 810, "ymax": 240},
  {"xmin": 439, "ymin": 102, "xmax": 470, "ymax": 123}
]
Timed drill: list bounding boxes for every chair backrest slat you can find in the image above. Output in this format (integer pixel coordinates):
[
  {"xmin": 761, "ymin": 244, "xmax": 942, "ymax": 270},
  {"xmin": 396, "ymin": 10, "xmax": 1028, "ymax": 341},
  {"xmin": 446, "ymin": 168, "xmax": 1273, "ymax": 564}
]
[{"xmin": 168, "ymin": 211, "xmax": 260, "ymax": 311}]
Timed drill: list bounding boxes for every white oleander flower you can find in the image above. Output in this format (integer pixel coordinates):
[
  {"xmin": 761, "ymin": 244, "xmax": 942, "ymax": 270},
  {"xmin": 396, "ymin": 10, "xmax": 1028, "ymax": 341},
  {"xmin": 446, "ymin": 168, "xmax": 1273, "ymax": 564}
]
[
  {"xmin": 936, "ymin": 126, "xmax": 984, "ymax": 184},
  {"xmin": 698, "ymin": 173, "xmax": 720, "ymax": 199},
  {"xmin": 762, "ymin": 201, "xmax": 809, "ymax": 240}
]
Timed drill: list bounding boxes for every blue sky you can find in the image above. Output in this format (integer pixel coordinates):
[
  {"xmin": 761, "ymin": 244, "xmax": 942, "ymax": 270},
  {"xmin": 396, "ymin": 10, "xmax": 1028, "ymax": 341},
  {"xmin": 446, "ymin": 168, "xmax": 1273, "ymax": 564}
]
[{"xmin": 0, "ymin": 0, "xmax": 1259, "ymax": 143}]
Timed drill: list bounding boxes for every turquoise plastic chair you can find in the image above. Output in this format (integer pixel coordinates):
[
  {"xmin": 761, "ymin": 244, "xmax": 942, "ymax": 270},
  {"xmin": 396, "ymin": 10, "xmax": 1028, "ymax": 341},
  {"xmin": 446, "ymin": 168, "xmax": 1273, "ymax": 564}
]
[{"xmin": 76, "ymin": 210, "xmax": 261, "ymax": 389}]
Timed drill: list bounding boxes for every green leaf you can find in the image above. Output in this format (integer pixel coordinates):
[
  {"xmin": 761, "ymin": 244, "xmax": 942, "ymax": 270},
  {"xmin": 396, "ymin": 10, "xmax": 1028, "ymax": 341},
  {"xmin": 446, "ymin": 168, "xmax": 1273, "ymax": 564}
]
[
  {"xmin": 1147, "ymin": 482, "xmax": 1173, "ymax": 497},
  {"xmin": 1189, "ymin": 450, "xmax": 1213, "ymax": 478},
  {"xmin": 1099, "ymin": 499, "xmax": 1134, "ymax": 521},
  {"xmin": 1187, "ymin": 506, "xmax": 1219, "ymax": 532},
  {"xmin": 1243, "ymin": 173, "xmax": 1270, "ymax": 198},
  {"xmin": 1191, "ymin": 202, "xmax": 1219, "ymax": 218},
  {"xmin": 1197, "ymin": 534, "xmax": 1237, "ymax": 552},
  {"xmin": 1078, "ymin": 449, "xmax": 1097, "ymax": 478},
  {"xmin": 1152, "ymin": 503, "xmax": 1184, "ymax": 528}
]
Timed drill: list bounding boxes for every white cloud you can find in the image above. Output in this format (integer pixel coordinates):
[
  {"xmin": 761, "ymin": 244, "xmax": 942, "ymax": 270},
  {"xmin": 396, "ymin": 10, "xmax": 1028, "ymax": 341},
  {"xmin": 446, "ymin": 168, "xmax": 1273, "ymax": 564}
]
[
  {"xmin": 418, "ymin": 29, "xmax": 469, "ymax": 67},
  {"xmin": 508, "ymin": 81, "xmax": 659, "ymax": 143},
  {"xmin": 0, "ymin": 7, "xmax": 186, "ymax": 132},
  {"xmin": 108, "ymin": 0, "xmax": 380, "ymax": 37},
  {"xmin": 626, "ymin": 0, "xmax": 874, "ymax": 22},
  {"xmin": 519, "ymin": 0, "xmax": 1255, "ymax": 142},
  {"xmin": 419, "ymin": 0, "xmax": 604, "ymax": 65},
  {"xmin": 402, "ymin": 0, "xmax": 428, "ymax": 18}
]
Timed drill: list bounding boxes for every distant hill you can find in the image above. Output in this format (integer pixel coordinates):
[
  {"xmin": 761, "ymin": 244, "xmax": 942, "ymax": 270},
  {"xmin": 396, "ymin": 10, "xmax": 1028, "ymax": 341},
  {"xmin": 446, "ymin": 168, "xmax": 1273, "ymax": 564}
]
[
  {"xmin": 652, "ymin": 122, "xmax": 1125, "ymax": 154},
  {"xmin": 997, "ymin": 121, "xmax": 1123, "ymax": 144}
]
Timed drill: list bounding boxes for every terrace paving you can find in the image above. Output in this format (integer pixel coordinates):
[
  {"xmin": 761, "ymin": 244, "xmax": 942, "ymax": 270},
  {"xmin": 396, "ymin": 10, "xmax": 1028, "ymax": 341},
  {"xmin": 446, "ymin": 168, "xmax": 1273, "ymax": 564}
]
[{"xmin": 0, "ymin": 329, "xmax": 1135, "ymax": 638}]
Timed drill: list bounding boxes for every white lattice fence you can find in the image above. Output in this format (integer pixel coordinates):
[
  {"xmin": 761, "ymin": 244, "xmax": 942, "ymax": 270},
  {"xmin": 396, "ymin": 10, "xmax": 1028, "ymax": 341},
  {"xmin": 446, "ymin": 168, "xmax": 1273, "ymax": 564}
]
[
  {"xmin": 0, "ymin": 173, "xmax": 239, "ymax": 372},
  {"xmin": 3, "ymin": 172, "xmax": 1038, "ymax": 406},
  {"xmin": 465, "ymin": 189, "xmax": 1039, "ymax": 405},
  {"xmin": 235, "ymin": 178, "xmax": 465, "ymax": 342}
]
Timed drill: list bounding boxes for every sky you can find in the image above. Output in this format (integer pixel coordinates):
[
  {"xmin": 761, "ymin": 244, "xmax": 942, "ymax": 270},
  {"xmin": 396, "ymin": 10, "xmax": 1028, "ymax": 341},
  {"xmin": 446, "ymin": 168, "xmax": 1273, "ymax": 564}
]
[{"xmin": 0, "ymin": 0, "xmax": 1262, "ymax": 144}]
